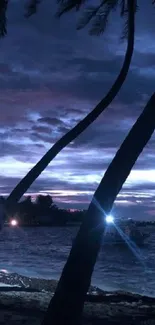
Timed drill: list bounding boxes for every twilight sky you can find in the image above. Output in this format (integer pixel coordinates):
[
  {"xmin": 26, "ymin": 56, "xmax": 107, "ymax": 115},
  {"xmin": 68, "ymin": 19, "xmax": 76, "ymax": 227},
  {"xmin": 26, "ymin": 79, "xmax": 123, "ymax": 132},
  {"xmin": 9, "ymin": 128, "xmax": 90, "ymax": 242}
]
[{"xmin": 0, "ymin": 0, "xmax": 155, "ymax": 219}]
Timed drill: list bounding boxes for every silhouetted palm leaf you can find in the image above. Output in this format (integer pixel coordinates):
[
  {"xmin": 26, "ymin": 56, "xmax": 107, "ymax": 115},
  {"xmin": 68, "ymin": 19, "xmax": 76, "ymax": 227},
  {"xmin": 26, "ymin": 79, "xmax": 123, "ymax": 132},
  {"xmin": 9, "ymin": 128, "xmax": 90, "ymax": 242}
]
[
  {"xmin": 0, "ymin": 0, "xmax": 8, "ymax": 37},
  {"xmin": 120, "ymin": 0, "xmax": 126, "ymax": 16},
  {"xmin": 0, "ymin": 1, "xmax": 155, "ymax": 37},
  {"xmin": 56, "ymin": 0, "xmax": 85, "ymax": 17},
  {"xmin": 24, "ymin": 0, "xmax": 41, "ymax": 18},
  {"xmin": 76, "ymin": 5, "xmax": 102, "ymax": 30},
  {"xmin": 121, "ymin": 1, "xmax": 138, "ymax": 40},
  {"xmin": 57, "ymin": 0, "xmax": 139, "ymax": 38},
  {"xmin": 89, "ymin": 0, "xmax": 118, "ymax": 36}
]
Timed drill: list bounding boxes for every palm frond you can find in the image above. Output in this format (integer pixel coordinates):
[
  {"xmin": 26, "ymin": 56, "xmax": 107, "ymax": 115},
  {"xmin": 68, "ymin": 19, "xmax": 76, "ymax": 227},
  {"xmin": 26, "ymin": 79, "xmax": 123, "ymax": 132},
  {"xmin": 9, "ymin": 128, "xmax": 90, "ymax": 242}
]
[
  {"xmin": 89, "ymin": 0, "xmax": 118, "ymax": 36},
  {"xmin": 25, "ymin": 0, "xmax": 41, "ymax": 18},
  {"xmin": 120, "ymin": 0, "xmax": 127, "ymax": 16},
  {"xmin": 56, "ymin": 0, "xmax": 85, "ymax": 17},
  {"xmin": 57, "ymin": 0, "xmax": 85, "ymax": 7},
  {"xmin": 89, "ymin": 15, "xmax": 109, "ymax": 36},
  {"xmin": 77, "ymin": 5, "xmax": 102, "ymax": 30},
  {"xmin": 121, "ymin": 0, "xmax": 138, "ymax": 40},
  {"xmin": 0, "ymin": 0, "xmax": 8, "ymax": 37},
  {"xmin": 121, "ymin": 18, "xmax": 128, "ymax": 40}
]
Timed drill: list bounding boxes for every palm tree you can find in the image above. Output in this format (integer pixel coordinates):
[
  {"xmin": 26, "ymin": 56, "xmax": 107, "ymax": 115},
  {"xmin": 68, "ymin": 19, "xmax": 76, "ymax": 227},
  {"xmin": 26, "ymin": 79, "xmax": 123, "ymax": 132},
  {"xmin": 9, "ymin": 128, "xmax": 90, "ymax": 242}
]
[
  {"xmin": 5, "ymin": 1, "xmax": 135, "ymax": 207},
  {"xmin": 41, "ymin": 93, "xmax": 155, "ymax": 325}
]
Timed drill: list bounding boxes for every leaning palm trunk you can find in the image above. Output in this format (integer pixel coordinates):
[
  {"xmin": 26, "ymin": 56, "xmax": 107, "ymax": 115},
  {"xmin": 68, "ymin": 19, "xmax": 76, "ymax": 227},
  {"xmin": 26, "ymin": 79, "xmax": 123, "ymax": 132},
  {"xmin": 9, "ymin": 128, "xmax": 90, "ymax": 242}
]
[
  {"xmin": 41, "ymin": 93, "xmax": 155, "ymax": 325},
  {"xmin": 6, "ymin": 0, "xmax": 135, "ymax": 207}
]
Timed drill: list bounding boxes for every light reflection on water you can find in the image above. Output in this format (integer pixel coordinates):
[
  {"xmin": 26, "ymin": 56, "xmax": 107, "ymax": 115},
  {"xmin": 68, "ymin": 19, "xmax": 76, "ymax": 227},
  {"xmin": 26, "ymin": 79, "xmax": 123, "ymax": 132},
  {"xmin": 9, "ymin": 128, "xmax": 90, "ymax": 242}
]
[{"xmin": 0, "ymin": 226, "xmax": 155, "ymax": 296}]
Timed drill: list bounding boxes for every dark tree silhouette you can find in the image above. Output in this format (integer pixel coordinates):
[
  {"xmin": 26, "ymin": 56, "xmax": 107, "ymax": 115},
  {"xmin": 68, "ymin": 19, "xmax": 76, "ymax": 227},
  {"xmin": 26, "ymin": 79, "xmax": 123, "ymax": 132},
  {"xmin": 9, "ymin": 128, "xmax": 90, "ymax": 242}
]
[
  {"xmin": 0, "ymin": 0, "xmax": 8, "ymax": 37},
  {"xmin": 0, "ymin": 1, "xmax": 135, "ymax": 206},
  {"xmin": 17, "ymin": 196, "xmax": 35, "ymax": 224},
  {"xmin": 36, "ymin": 194, "xmax": 53, "ymax": 209},
  {"xmin": 35, "ymin": 194, "xmax": 54, "ymax": 218},
  {"xmin": 41, "ymin": 93, "xmax": 155, "ymax": 325},
  {"xmin": 0, "ymin": 195, "xmax": 6, "ymax": 229},
  {"xmin": 5, "ymin": 194, "xmax": 84, "ymax": 226}
]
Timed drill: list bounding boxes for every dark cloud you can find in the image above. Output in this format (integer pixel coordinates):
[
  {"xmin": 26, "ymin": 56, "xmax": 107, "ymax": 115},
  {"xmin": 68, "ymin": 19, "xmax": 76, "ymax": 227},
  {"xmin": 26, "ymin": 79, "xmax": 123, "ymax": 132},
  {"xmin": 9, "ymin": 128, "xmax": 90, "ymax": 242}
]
[
  {"xmin": 32, "ymin": 125, "xmax": 52, "ymax": 134},
  {"xmin": 37, "ymin": 117, "xmax": 63, "ymax": 125}
]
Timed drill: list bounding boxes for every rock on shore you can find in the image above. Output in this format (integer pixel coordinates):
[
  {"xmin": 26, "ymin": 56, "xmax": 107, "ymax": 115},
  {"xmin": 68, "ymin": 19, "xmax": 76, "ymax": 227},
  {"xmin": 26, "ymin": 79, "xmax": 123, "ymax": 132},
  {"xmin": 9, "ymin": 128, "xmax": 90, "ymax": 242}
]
[{"xmin": 0, "ymin": 272, "xmax": 155, "ymax": 325}]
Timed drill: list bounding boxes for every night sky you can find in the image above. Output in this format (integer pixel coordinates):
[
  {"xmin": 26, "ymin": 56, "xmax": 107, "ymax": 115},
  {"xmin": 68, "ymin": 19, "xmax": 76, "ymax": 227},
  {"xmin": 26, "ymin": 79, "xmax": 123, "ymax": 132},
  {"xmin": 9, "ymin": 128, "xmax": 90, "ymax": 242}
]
[{"xmin": 0, "ymin": 0, "xmax": 155, "ymax": 219}]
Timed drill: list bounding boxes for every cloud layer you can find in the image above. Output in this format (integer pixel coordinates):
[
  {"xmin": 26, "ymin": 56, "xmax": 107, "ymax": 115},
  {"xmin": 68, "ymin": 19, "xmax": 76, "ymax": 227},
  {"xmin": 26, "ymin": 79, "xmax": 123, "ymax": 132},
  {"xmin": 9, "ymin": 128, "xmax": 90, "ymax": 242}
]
[{"xmin": 0, "ymin": 0, "xmax": 155, "ymax": 219}]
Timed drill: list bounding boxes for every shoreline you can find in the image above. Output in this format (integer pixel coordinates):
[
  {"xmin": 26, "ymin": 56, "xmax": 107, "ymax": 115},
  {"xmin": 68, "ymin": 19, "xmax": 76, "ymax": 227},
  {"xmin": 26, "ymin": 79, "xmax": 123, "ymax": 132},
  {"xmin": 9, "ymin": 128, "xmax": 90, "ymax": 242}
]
[
  {"xmin": 0, "ymin": 272, "xmax": 155, "ymax": 324},
  {"xmin": 1, "ymin": 270, "xmax": 155, "ymax": 297},
  {"xmin": 4, "ymin": 221, "xmax": 155, "ymax": 227}
]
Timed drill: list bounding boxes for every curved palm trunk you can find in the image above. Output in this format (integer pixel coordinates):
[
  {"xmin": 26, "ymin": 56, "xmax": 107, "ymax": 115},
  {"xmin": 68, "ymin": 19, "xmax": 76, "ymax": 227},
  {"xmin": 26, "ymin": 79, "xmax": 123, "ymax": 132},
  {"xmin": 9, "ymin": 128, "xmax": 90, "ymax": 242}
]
[
  {"xmin": 41, "ymin": 93, "xmax": 155, "ymax": 325},
  {"xmin": 6, "ymin": 0, "xmax": 135, "ymax": 206}
]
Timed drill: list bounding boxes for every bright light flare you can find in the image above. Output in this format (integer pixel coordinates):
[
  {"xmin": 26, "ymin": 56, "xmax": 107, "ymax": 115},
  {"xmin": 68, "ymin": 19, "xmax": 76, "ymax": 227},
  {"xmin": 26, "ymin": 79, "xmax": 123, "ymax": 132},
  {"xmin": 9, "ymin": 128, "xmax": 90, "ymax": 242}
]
[
  {"xmin": 10, "ymin": 219, "xmax": 18, "ymax": 226},
  {"xmin": 105, "ymin": 215, "xmax": 114, "ymax": 224}
]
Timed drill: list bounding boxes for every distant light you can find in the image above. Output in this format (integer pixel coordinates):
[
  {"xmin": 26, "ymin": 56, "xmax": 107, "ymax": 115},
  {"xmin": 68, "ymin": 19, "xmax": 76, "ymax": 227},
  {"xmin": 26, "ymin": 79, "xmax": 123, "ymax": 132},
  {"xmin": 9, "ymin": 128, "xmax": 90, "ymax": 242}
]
[
  {"xmin": 105, "ymin": 215, "xmax": 114, "ymax": 224},
  {"xmin": 10, "ymin": 219, "xmax": 18, "ymax": 226}
]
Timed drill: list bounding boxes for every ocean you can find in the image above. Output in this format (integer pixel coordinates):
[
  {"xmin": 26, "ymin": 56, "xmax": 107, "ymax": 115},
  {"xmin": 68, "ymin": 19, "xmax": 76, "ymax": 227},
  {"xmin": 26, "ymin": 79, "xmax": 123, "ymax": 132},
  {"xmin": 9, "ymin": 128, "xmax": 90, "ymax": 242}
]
[{"xmin": 0, "ymin": 226, "xmax": 155, "ymax": 296}]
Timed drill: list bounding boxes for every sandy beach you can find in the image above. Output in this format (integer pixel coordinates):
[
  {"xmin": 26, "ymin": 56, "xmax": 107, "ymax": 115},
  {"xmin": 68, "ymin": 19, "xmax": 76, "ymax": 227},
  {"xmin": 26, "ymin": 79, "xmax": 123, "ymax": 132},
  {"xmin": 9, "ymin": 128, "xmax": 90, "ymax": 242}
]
[{"xmin": 0, "ymin": 272, "xmax": 155, "ymax": 324}]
